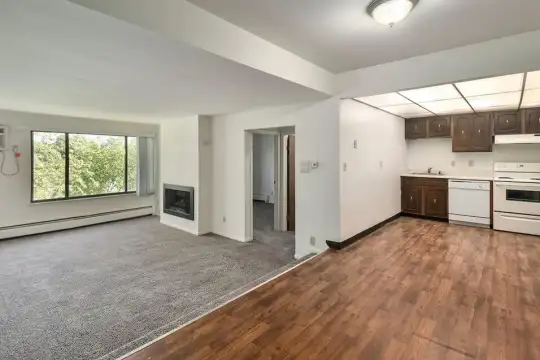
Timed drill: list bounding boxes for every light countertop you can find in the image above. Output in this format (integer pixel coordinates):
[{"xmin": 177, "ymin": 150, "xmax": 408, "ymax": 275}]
[{"xmin": 401, "ymin": 173, "xmax": 493, "ymax": 181}]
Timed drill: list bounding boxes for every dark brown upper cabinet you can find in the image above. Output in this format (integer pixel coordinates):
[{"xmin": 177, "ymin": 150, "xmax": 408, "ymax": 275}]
[
  {"xmin": 427, "ymin": 117, "xmax": 451, "ymax": 138},
  {"xmin": 452, "ymin": 113, "xmax": 492, "ymax": 152},
  {"xmin": 405, "ymin": 118, "xmax": 427, "ymax": 139},
  {"xmin": 492, "ymin": 111, "xmax": 520, "ymax": 134},
  {"xmin": 523, "ymin": 108, "xmax": 540, "ymax": 134}
]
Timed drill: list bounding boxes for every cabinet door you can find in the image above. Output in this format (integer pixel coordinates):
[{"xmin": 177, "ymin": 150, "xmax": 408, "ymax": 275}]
[
  {"xmin": 428, "ymin": 117, "xmax": 451, "ymax": 137},
  {"xmin": 452, "ymin": 114, "xmax": 492, "ymax": 152},
  {"xmin": 523, "ymin": 108, "xmax": 540, "ymax": 134},
  {"xmin": 493, "ymin": 112, "xmax": 520, "ymax": 134},
  {"xmin": 402, "ymin": 186, "xmax": 422, "ymax": 215},
  {"xmin": 424, "ymin": 188, "xmax": 448, "ymax": 219},
  {"xmin": 405, "ymin": 119, "xmax": 427, "ymax": 139},
  {"xmin": 470, "ymin": 114, "xmax": 492, "ymax": 151},
  {"xmin": 452, "ymin": 115, "xmax": 473, "ymax": 152}
]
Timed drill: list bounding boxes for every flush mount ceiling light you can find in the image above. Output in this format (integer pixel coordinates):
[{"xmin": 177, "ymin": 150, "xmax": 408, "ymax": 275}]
[{"xmin": 367, "ymin": 0, "xmax": 418, "ymax": 26}]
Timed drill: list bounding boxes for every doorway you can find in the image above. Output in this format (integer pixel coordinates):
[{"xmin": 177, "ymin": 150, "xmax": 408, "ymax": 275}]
[{"xmin": 247, "ymin": 127, "xmax": 295, "ymax": 258}]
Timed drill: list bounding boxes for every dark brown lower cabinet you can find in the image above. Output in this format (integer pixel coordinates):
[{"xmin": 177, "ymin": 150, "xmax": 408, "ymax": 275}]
[{"xmin": 402, "ymin": 177, "xmax": 448, "ymax": 219}]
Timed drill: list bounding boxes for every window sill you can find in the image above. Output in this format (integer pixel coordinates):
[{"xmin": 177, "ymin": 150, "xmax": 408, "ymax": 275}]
[{"xmin": 31, "ymin": 192, "xmax": 138, "ymax": 204}]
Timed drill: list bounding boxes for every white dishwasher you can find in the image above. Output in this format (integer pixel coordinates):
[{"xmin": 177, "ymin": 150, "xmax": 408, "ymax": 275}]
[{"xmin": 449, "ymin": 180, "xmax": 491, "ymax": 228}]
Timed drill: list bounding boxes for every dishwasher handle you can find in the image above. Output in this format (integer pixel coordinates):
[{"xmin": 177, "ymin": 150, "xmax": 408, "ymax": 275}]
[{"xmin": 449, "ymin": 180, "xmax": 490, "ymax": 191}]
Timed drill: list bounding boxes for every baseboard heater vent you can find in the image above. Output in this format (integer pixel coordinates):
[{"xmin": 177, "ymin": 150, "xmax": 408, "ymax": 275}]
[{"xmin": 0, "ymin": 206, "xmax": 154, "ymax": 239}]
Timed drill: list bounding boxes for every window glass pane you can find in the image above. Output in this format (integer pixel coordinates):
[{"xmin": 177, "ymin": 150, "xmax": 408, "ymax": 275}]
[
  {"xmin": 32, "ymin": 132, "xmax": 66, "ymax": 201},
  {"xmin": 127, "ymin": 137, "xmax": 137, "ymax": 192},
  {"xmin": 69, "ymin": 134, "xmax": 126, "ymax": 197}
]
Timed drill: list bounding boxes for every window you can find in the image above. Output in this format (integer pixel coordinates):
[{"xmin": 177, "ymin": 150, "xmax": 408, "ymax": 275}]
[{"xmin": 31, "ymin": 131, "xmax": 137, "ymax": 202}]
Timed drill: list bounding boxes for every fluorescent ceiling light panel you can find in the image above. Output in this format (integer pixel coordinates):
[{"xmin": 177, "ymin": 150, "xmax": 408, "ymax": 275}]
[
  {"xmin": 525, "ymin": 71, "xmax": 540, "ymax": 90},
  {"xmin": 522, "ymin": 89, "xmax": 540, "ymax": 108},
  {"xmin": 467, "ymin": 92, "xmax": 521, "ymax": 111},
  {"xmin": 399, "ymin": 85, "xmax": 460, "ymax": 103},
  {"xmin": 455, "ymin": 73, "xmax": 524, "ymax": 97},
  {"xmin": 355, "ymin": 92, "xmax": 410, "ymax": 107},
  {"xmin": 380, "ymin": 104, "xmax": 431, "ymax": 117},
  {"xmin": 419, "ymin": 98, "xmax": 472, "ymax": 115}
]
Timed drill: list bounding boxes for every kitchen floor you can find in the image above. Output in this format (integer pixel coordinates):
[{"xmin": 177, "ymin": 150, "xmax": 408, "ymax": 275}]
[{"xmin": 123, "ymin": 217, "xmax": 540, "ymax": 360}]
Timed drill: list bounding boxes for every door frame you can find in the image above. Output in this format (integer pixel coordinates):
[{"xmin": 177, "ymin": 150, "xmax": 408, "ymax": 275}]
[{"xmin": 245, "ymin": 128, "xmax": 292, "ymax": 242}]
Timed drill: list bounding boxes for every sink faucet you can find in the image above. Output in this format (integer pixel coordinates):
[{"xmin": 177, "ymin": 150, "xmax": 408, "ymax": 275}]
[{"xmin": 428, "ymin": 167, "xmax": 433, "ymax": 174}]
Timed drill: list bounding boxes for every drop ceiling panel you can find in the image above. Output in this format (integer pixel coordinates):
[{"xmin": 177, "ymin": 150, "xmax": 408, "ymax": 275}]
[
  {"xmin": 525, "ymin": 71, "xmax": 540, "ymax": 90},
  {"xmin": 355, "ymin": 92, "xmax": 409, "ymax": 107},
  {"xmin": 380, "ymin": 104, "xmax": 431, "ymax": 118},
  {"xmin": 399, "ymin": 85, "xmax": 460, "ymax": 103},
  {"xmin": 522, "ymin": 89, "xmax": 540, "ymax": 108},
  {"xmin": 467, "ymin": 92, "xmax": 521, "ymax": 111},
  {"xmin": 455, "ymin": 73, "xmax": 524, "ymax": 97},
  {"xmin": 419, "ymin": 98, "xmax": 472, "ymax": 115}
]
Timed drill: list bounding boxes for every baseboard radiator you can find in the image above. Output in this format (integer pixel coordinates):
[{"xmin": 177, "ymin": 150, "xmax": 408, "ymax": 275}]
[{"xmin": 0, "ymin": 206, "xmax": 154, "ymax": 240}]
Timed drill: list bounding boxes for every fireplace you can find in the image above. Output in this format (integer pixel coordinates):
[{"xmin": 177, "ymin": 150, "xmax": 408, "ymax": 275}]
[{"xmin": 163, "ymin": 184, "xmax": 195, "ymax": 220}]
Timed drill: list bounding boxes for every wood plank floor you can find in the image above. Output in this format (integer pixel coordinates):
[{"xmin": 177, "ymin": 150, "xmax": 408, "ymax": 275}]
[{"xmin": 124, "ymin": 217, "xmax": 540, "ymax": 360}]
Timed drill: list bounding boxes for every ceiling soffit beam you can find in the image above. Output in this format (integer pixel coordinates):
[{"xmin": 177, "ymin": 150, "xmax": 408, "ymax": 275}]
[
  {"xmin": 69, "ymin": 0, "xmax": 335, "ymax": 96},
  {"xmin": 337, "ymin": 30, "xmax": 540, "ymax": 99}
]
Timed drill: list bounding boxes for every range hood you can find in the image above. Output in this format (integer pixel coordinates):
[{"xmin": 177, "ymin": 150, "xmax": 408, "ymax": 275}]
[{"xmin": 494, "ymin": 134, "xmax": 540, "ymax": 145}]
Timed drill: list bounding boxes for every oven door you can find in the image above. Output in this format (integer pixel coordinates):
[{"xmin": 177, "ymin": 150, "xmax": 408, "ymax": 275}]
[{"xmin": 494, "ymin": 181, "xmax": 540, "ymax": 216}]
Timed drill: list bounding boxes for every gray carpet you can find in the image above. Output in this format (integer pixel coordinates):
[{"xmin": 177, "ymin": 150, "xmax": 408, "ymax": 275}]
[
  {"xmin": 0, "ymin": 216, "xmax": 299, "ymax": 360},
  {"xmin": 253, "ymin": 201, "xmax": 295, "ymax": 257}
]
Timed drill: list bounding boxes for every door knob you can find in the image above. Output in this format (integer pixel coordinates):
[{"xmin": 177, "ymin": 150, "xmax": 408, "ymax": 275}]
[{"xmin": 506, "ymin": 119, "xmax": 509, "ymax": 123}]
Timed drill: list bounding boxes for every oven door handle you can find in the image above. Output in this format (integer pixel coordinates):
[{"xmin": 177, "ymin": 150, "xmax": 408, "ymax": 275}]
[{"xmin": 495, "ymin": 182, "xmax": 540, "ymax": 189}]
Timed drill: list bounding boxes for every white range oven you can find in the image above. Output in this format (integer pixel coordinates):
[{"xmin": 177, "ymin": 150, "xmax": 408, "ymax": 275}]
[{"xmin": 493, "ymin": 162, "xmax": 540, "ymax": 236}]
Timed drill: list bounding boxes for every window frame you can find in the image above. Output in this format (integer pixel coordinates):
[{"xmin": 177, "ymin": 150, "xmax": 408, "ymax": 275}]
[{"xmin": 30, "ymin": 131, "xmax": 137, "ymax": 203}]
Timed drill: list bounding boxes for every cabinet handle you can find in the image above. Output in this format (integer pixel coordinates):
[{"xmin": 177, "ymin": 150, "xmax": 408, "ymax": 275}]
[
  {"xmin": 433, "ymin": 199, "xmax": 437, "ymax": 204},
  {"xmin": 506, "ymin": 119, "xmax": 509, "ymax": 123},
  {"xmin": 478, "ymin": 129, "xmax": 481, "ymax": 133},
  {"xmin": 461, "ymin": 130, "xmax": 465, "ymax": 134},
  {"xmin": 410, "ymin": 196, "xmax": 413, "ymax": 201},
  {"xmin": 438, "ymin": 124, "xmax": 441, "ymax": 128}
]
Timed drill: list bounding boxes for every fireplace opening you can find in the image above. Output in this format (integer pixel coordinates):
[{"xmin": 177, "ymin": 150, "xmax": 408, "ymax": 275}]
[{"xmin": 163, "ymin": 184, "xmax": 194, "ymax": 220}]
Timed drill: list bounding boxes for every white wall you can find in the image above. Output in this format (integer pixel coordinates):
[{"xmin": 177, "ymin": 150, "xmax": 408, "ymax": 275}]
[
  {"xmin": 339, "ymin": 100, "xmax": 407, "ymax": 241},
  {"xmin": 0, "ymin": 109, "xmax": 157, "ymax": 236},
  {"xmin": 252, "ymin": 133, "xmax": 275, "ymax": 203},
  {"xmin": 198, "ymin": 116, "xmax": 213, "ymax": 234},
  {"xmin": 212, "ymin": 99, "xmax": 341, "ymax": 258},
  {"xmin": 159, "ymin": 115, "xmax": 213, "ymax": 235},
  {"xmin": 407, "ymin": 139, "xmax": 540, "ymax": 175}
]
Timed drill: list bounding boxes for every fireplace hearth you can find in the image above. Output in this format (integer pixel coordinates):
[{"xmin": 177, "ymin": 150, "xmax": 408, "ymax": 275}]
[{"xmin": 163, "ymin": 184, "xmax": 194, "ymax": 220}]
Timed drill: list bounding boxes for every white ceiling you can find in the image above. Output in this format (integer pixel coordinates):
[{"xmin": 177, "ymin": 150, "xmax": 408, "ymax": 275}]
[
  {"xmin": 0, "ymin": 0, "xmax": 326, "ymax": 122},
  {"xmin": 187, "ymin": 0, "xmax": 540, "ymax": 73},
  {"xmin": 356, "ymin": 71, "xmax": 540, "ymax": 117}
]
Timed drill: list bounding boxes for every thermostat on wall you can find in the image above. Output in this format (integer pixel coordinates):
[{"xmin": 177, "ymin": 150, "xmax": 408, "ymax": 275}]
[{"xmin": 0, "ymin": 126, "xmax": 7, "ymax": 151}]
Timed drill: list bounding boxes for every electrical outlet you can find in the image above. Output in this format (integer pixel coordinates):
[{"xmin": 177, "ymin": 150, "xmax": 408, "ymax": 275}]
[
  {"xmin": 379, "ymin": 161, "xmax": 383, "ymax": 169},
  {"xmin": 343, "ymin": 163, "xmax": 347, "ymax": 172},
  {"xmin": 222, "ymin": 216, "xmax": 226, "ymax": 223},
  {"xmin": 468, "ymin": 160, "xmax": 475, "ymax": 167},
  {"xmin": 353, "ymin": 140, "xmax": 357, "ymax": 149},
  {"xmin": 451, "ymin": 160, "xmax": 456, "ymax": 167},
  {"xmin": 310, "ymin": 236, "xmax": 316, "ymax": 246}
]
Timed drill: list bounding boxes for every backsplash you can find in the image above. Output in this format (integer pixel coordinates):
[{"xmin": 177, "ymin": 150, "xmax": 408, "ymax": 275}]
[{"xmin": 407, "ymin": 138, "xmax": 540, "ymax": 175}]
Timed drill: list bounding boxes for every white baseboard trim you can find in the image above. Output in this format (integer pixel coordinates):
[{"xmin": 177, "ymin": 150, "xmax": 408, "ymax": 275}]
[
  {"xmin": 211, "ymin": 230, "xmax": 249, "ymax": 242},
  {"xmin": 0, "ymin": 206, "xmax": 155, "ymax": 240}
]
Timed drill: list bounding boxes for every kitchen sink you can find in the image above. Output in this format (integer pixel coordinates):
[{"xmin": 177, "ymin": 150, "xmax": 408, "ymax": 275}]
[{"xmin": 412, "ymin": 172, "xmax": 444, "ymax": 176}]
